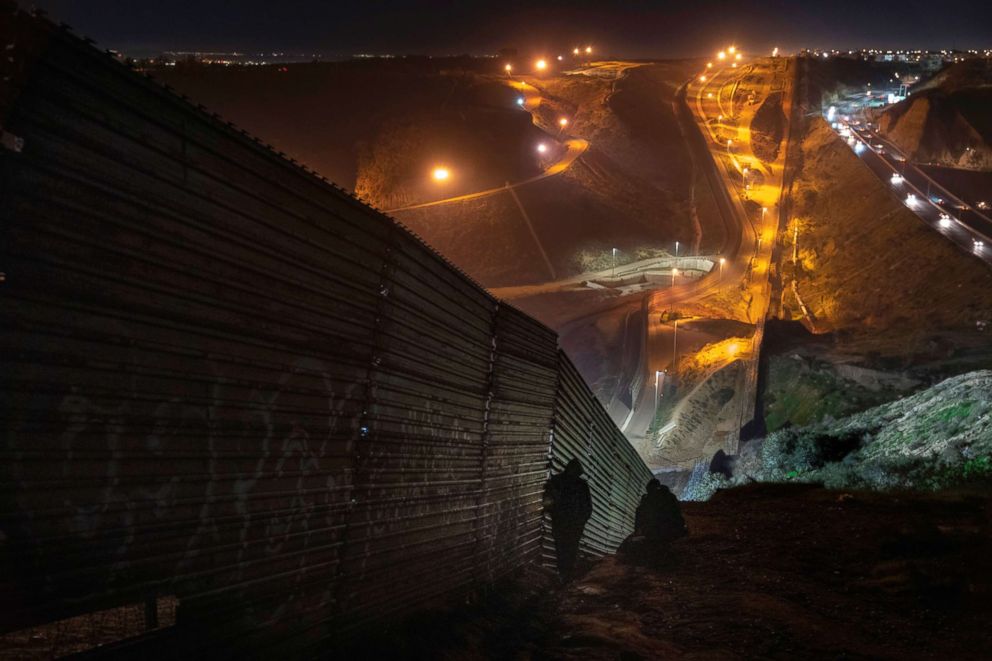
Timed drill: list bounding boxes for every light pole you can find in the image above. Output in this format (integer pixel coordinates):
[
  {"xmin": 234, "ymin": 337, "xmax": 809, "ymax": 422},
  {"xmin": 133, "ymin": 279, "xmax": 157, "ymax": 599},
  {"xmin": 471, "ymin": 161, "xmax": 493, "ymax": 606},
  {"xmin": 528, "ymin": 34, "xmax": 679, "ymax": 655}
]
[
  {"xmin": 675, "ymin": 240, "xmax": 679, "ymax": 263},
  {"xmin": 719, "ymin": 256, "xmax": 726, "ymax": 280},
  {"xmin": 671, "ymin": 267, "xmax": 678, "ymax": 288},
  {"xmin": 672, "ymin": 319, "xmax": 679, "ymax": 374},
  {"xmin": 654, "ymin": 370, "xmax": 663, "ymax": 414},
  {"xmin": 612, "ymin": 247, "xmax": 617, "ymax": 279}
]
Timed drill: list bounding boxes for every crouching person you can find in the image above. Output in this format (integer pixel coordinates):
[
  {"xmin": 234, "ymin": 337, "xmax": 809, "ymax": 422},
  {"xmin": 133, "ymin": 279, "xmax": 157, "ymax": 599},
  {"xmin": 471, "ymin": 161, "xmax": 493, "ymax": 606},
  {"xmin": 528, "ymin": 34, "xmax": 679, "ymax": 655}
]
[{"xmin": 619, "ymin": 478, "xmax": 687, "ymax": 565}]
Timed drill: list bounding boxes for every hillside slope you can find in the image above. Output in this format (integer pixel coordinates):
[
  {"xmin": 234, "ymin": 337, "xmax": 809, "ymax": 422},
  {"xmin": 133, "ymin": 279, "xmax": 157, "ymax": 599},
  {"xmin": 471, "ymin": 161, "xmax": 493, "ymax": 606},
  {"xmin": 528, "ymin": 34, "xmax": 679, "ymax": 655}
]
[
  {"xmin": 692, "ymin": 370, "xmax": 992, "ymax": 499},
  {"xmin": 877, "ymin": 60, "xmax": 992, "ymax": 170},
  {"xmin": 782, "ymin": 117, "xmax": 992, "ymax": 346}
]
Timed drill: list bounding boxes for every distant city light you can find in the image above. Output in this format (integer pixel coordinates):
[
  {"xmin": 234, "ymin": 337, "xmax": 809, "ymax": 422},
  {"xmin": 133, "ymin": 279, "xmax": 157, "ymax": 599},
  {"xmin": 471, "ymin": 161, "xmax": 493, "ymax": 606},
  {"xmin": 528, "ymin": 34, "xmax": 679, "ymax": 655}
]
[
  {"xmin": 772, "ymin": 47, "xmax": 779, "ymax": 57},
  {"xmin": 557, "ymin": 55, "xmax": 563, "ymax": 61}
]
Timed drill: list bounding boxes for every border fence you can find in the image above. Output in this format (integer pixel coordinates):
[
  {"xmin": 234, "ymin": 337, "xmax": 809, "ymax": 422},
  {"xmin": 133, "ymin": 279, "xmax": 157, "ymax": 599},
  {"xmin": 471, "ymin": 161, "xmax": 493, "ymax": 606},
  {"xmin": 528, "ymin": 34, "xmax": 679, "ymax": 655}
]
[{"xmin": 0, "ymin": 7, "xmax": 652, "ymax": 655}]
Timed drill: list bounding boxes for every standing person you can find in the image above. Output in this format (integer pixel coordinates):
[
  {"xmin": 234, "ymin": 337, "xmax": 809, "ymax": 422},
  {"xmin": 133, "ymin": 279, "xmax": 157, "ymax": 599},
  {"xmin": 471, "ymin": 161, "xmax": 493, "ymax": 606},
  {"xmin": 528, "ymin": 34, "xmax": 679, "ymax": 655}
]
[{"xmin": 543, "ymin": 458, "xmax": 592, "ymax": 581}]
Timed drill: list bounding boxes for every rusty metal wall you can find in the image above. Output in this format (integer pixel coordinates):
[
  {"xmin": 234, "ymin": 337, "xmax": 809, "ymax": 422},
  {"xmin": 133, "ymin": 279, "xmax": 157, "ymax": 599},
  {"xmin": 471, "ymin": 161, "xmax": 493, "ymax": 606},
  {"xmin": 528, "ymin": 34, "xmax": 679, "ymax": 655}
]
[{"xmin": 0, "ymin": 8, "xmax": 651, "ymax": 655}]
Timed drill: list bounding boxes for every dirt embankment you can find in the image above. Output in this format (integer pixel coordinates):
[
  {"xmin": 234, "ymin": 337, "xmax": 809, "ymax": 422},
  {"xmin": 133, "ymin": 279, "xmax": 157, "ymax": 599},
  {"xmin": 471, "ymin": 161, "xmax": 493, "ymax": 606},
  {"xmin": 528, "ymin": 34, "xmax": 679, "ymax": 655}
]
[
  {"xmin": 876, "ymin": 59, "xmax": 992, "ymax": 171},
  {"xmin": 750, "ymin": 92, "xmax": 785, "ymax": 164},
  {"xmin": 781, "ymin": 117, "xmax": 992, "ymax": 344},
  {"xmin": 877, "ymin": 91, "xmax": 992, "ymax": 170}
]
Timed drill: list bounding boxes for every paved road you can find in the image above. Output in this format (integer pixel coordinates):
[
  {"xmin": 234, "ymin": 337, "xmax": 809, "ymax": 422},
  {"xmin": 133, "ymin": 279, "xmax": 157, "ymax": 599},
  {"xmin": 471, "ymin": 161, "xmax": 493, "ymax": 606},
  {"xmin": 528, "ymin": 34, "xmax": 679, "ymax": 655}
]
[
  {"xmin": 838, "ymin": 122, "xmax": 992, "ymax": 265},
  {"xmin": 621, "ymin": 56, "xmax": 795, "ymax": 453}
]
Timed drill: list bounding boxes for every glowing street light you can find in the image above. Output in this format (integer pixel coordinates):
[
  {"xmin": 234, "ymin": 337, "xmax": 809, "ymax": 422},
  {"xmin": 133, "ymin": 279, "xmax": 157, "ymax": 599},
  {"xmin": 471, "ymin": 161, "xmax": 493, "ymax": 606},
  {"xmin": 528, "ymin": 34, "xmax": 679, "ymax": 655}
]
[
  {"xmin": 707, "ymin": 62, "xmax": 713, "ymax": 68},
  {"xmin": 699, "ymin": 74, "xmax": 707, "ymax": 82},
  {"xmin": 671, "ymin": 267, "xmax": 678, "ymax": 287},
  {"xmin": 732, "ymin": 62, "xmax": 738, "ymax": 68},
  {"xmin": 735, "ymin": 52, "xmax": 742, "ymax": 61},
  {"xmin": 573, "ymin": 47, "xmax": 580, "ymax": 55},
  {"xmin": 432, "ymin": 166, "xmax": 450, "ymax": 182},
  {"xmin": 728, "ymin": 46, "xmax": 736, "ymax": 54},
  {"xmin": 719, "ymin": 256, "xmax": 726, "ymax": 279},
  {"xmin": 585, "ymin": 46, "xmax": 592, "ymax": 54},
  {"xmin": 772, "ymin": 47, "xmax": 779, "ymax": 57},
  {"xmin": 717, "ymin": 51, "xmax": 726, "ymax": 60},
  {"xmin": 536, "ymin": 142, "xmax": 548, "ymax": 154},
  {"xmin": 504, "ymin": 63, "xmax": 513, "ymax": 74},
  {"xmin": 612, "ymin": 247, "xmax": 617, "ymax": 278},
  {"xmin": 557, "ymin": 55, "xmax": 564, "ymax": 61},
  {"xmin": 559, "ymin": 117, "xmax": 569, "ymax": 127},
  {"xmin": 535, "ymin": 58, "xmax": 547, "ymax": 71},
  {"xmin": 516, "ymin": 96, "xmax": 525, "ymax": 107}
]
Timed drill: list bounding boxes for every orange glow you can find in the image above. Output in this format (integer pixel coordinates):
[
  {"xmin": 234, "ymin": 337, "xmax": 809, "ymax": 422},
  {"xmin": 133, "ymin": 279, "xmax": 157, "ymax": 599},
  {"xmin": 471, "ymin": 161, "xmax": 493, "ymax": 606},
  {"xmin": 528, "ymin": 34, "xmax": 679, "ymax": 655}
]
[
  {"xmin": 707, "ymin": 62, "xmax": 713, "ymax": 68},
  {"xmin": 573, "ymin": 47, "xmax": 580, "ymax": 55},
  {"xmin": 728, "ymin": 46, "xmax": 736, "ymax": 54},
  {"xmin": 727, "ymin": 342, "xmax": 739, "ymax": 356},
  {"xmin": 559, "ymin": 117, "xmax": 569, "ymax": 126},
  {"xmin": 535, "ymin": 59, "xmax": 547, "ymax": 71},
  {"xmin": 735, "ymin": 52, "xmax": 742, "ymax": 61},
  {"xmin": 432, "ymin": 167, "xmax": 450, "ymax": 182},
  {"xmin": 504, "ymin": 63, "xmax": 512, "ymax": 72},
  {"xmin": 585, "ymin": 46, "xmax": 592, "ymax": 54},
  {"xmin": 717, "ymin": 51, "xmax": 726, "ymax": 60}
]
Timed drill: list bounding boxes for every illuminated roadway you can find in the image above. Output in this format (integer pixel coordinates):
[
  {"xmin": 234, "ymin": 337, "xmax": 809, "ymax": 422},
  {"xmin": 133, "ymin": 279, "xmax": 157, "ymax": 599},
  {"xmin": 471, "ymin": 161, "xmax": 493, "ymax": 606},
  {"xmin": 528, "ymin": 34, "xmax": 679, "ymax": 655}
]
[
  {"xmin": 622, "ymin": 54, "xmax": 795, "ymax": 456},
  {"xmin": 838, "ymin": 121, "xmax": 992, "ymax": 265}
]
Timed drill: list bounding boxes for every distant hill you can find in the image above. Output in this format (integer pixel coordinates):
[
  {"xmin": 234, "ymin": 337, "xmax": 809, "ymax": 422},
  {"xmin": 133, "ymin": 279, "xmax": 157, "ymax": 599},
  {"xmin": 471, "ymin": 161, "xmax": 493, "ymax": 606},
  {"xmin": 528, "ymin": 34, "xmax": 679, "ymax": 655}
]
[{"xmin": 877, "ymin": 59, "xmax": 992, "ymax": 170}]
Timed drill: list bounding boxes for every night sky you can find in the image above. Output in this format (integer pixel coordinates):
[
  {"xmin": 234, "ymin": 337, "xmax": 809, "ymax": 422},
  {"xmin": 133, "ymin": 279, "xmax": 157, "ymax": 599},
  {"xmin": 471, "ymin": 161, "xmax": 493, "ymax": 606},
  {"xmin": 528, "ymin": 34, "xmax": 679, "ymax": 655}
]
[{"xmin": 30, "ymin": 0, "xmax": 992, "ymax": 59}]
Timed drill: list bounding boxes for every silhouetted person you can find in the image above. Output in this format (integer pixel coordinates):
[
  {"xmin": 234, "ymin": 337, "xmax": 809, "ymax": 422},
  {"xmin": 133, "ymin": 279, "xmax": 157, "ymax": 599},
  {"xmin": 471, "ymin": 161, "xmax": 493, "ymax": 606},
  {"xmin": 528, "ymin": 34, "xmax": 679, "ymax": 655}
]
[
  {"xmin": 543, "ymin": 458, "xmax": 592, "ymax": 581},
  {"xmin": 634, "ymin": 478, "xmax": 686, "ymax": 542}
]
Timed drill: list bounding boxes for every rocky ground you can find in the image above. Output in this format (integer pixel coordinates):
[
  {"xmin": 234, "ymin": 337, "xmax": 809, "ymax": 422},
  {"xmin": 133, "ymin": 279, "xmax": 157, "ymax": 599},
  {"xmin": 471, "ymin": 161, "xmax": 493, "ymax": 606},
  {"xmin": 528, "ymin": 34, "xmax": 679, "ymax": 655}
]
[{"xmin": 341, "ymin": 483, "xmax": 991, "ymax": 660}]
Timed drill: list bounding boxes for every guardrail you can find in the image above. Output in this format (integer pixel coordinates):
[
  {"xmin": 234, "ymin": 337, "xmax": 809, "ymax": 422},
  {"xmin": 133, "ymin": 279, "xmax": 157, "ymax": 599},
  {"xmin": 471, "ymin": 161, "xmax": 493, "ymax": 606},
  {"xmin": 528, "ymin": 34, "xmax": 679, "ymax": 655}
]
[{"xmin": 0, "ymin": 8, "xmax": 651, "ymax": 656}]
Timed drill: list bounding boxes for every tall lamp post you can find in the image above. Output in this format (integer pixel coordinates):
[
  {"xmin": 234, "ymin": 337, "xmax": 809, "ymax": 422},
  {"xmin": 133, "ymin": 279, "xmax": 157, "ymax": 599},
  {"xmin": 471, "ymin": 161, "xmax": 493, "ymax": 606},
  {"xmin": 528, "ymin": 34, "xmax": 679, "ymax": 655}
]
[{"xmin": 612, "ymin": 247, "xmax": 617, "ymax": 279}]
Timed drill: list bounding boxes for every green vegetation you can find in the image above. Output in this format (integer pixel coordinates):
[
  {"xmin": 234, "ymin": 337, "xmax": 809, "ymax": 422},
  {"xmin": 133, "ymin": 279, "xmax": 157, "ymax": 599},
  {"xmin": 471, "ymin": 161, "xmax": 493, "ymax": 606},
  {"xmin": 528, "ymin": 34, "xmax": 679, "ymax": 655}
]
[
  {"xmin": 762, "ymin": 355, "xmax": 911, "ymax": 432},
  {"xmin": 686, "ymin": 371, "xmax": 992, "ymax": 500}
]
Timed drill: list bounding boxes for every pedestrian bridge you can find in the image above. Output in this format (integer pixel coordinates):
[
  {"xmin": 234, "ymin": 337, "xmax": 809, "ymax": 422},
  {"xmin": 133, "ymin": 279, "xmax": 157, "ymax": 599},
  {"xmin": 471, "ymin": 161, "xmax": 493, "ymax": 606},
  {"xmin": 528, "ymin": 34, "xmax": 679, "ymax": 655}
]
[{"xmin": 0, "ymin": 8, "xmax": 651, "ymax": 656}]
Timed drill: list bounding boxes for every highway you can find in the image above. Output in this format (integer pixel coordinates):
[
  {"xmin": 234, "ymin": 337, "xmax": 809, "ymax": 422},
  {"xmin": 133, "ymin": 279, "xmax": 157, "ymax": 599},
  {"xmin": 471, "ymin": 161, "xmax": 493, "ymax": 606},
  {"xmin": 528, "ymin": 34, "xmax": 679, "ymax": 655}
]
[{"xmin": 837, "ymin": 121, "xmax": 992, "ymax": 265}]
